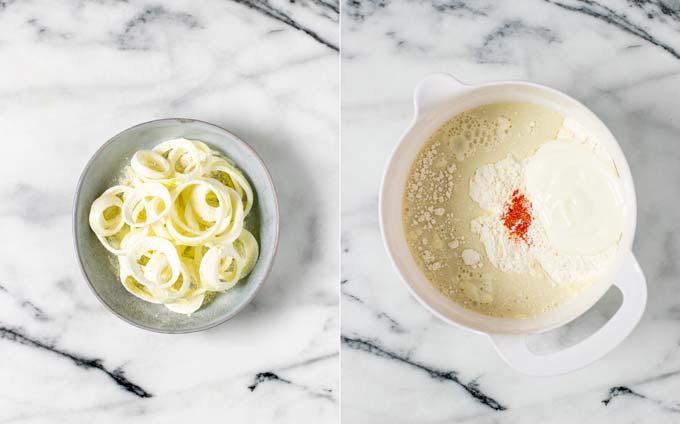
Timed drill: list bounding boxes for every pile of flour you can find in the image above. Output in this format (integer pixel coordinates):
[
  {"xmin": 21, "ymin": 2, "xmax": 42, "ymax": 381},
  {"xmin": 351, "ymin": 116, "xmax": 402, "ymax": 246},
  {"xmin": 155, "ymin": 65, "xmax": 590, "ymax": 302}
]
[{"xmin": 469, "ymin": 120, "xmax": 620, "ymax": 285}]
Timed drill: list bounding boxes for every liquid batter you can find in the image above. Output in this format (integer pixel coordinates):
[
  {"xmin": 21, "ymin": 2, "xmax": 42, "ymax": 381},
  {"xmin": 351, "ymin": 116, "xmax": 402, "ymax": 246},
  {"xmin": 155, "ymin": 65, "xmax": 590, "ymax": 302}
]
[{"xmin": 402, "ymin": 102, "xmax": 614, "ymax": 318}]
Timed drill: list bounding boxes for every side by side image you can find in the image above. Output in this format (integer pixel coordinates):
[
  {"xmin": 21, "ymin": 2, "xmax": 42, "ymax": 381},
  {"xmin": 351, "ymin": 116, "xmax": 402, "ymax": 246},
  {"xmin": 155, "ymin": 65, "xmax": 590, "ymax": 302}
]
[{"xmin": 1, "ymin": 1, "xmax": 679, "ymax": 423}]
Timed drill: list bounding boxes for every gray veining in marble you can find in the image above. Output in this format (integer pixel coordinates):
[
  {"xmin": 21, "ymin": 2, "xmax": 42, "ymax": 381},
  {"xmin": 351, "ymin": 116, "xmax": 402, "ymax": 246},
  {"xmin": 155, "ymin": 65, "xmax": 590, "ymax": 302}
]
[
  {"xmin": 0, "ymin": 0, "xmax": 338, "ymax": 422},
  {"xmin": 341, "ymin": 1, "xmax": 680, "ymax": 423}
]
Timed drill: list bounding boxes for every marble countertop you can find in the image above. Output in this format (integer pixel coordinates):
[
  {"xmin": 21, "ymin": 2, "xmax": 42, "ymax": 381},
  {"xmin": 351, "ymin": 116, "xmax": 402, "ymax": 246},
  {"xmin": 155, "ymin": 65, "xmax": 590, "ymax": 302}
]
[
  {"xmin": 0, "ymin": 0, "xmax": 338, "ymax": 423},
  {"xmin": 341, "ymin": 1, "xmax": 680, "ymax": 423}
]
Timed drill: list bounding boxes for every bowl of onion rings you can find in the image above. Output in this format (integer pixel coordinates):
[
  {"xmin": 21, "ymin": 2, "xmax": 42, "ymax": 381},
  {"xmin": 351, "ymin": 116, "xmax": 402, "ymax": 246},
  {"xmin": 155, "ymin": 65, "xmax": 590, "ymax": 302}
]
[{"xmin": 73, "ymin": 118, "xmax": 279, "ymax": 333}]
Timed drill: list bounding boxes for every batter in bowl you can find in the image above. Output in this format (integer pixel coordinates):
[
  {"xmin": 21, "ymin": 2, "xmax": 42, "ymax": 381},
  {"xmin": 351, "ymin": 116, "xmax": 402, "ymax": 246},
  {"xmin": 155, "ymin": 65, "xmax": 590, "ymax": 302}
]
[{"xmin": 402, "ymin": 102, "xmax": 624, "ymax": 318}]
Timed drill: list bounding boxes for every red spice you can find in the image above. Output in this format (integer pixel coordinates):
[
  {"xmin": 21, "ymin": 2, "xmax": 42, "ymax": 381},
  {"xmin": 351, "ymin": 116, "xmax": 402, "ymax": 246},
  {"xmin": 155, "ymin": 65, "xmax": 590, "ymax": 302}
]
[{"xmin": 502, "ymin": 189, "xmax": 533, "ymax": 244}]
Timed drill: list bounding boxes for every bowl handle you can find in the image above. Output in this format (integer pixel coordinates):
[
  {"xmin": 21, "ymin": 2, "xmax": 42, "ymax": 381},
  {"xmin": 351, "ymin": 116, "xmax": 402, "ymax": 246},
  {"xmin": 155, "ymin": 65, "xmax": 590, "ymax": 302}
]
[
  {"xmin": 488, "ymin": 251, "xmax": 647, "ymax": 376},
  {"xmin": 414, "ymin": 73, "xmax": 469, "ymax": 117}
]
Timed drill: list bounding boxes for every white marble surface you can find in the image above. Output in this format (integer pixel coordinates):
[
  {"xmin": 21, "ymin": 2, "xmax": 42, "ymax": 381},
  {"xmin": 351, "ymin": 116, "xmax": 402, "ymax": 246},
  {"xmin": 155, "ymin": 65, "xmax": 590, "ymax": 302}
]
[
  {"xmin": 342, "ymin": 1, "xmax": 680, "ymax": 423},
  {"xmin": 0, "ymin": 0, "xmax": 338, "ymax": 422}
]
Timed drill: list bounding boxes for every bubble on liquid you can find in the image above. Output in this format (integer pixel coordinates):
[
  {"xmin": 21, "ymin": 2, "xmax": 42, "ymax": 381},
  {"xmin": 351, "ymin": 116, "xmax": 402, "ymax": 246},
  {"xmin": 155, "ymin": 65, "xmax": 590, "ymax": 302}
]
[{"xmin": 449, "ymin": 135, "xmax": 471, "ymax": 161}]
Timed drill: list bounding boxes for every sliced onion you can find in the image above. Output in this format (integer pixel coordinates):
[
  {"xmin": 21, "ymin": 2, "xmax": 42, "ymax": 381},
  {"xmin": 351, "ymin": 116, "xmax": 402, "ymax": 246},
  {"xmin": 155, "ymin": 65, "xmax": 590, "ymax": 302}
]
[
  {"xmin": 192, "ymin": 140, "xmax": 213, "ymax": 168},
  {"xmin": 166, "ymin": 179, "xmax": 227, "ymax": 245},
  {"xmin": 119, "ymin": 257, "xmax": 164, "ymax": 304},
  {"xmin": 102, "ymin": 185, "xmax": 131, "ymax": 200},
  {"xmin": 210, "ymin": 157, "xmax": 254, "ymax": 216},
  {"xmin": 234, "ymin": 229, "xmax": 259, "ymax": 277},
  {"xmin": 211, "ymin": 186, "xmax": 245, "ymax": 245},
  {"xmin": 120, "ymin": 226, "xmax": 149, "ymax": 251},
  {"xmin": 165, "ymin": 292, "xmax": 205, "ymax": 314},
  {"xmin": 126, "ymin": 236, "xmax": 182, "ymax": 288},
  {"xmin": 90, "ymin": 139, "xmax": 259, "ymax": 316},
  {"xmin": 122, "ymin": 182, "xmax": 171, "ymax": 227},
  {"xmin": 199, "ymin": 244, "xmax": 244, "ymax": 291},
  {"xmin": 97, "ymin": 225, "xmax": 148, "ymax": 255},
  {"xmin": 153, "ymin": 138, "xmax": 202, "ymax": 181},
  {"xmin": 190, "ymin": 183, "xmax": 221, "ymax": 222},
  {"xmin": 183, "ymin": 202, "xmax": 201, "ymax": 233},
  {"xmin": 150, "ymin": 219, "xmax": 172, "ymax": 239},
  {"xmin": 89, "ymin": 194, "xmax": 124, "ymax": 237},
  {"xmin": 131, "ymin": 150, "xmax": 171, "ymax": 180}
]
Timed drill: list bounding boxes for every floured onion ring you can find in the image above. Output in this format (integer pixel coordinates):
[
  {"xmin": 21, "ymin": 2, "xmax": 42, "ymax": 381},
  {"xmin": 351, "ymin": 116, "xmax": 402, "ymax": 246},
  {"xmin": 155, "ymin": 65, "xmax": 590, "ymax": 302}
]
[
  {"xmin": 88, "ymin": 138, "xmax": 258, "ymax": 315},
  {"xmin": 131, "ymin": 150, "xmax": 171, "ymax": 180},
  {"xmin": 122, "ymin": 182, "xmax": 172, "ymax": 227},
  {"xmin": 165, "ymin": 179, "xmax": 228, "ymax": 245},
  {"xmin": 199, "ymin": 245, "xmax": 240, "ymax": 291},
  {"xmin": 210, "ymin": 157, "xmax": 254, "ymax": 216},
  {"xmin": 89, "ymin": 194, "xmax": 125, "ymax": 237}
]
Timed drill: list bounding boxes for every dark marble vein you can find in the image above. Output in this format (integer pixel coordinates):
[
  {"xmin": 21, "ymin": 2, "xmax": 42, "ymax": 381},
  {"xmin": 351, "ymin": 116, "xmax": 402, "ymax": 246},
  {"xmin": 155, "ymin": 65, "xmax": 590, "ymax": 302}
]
[
  {"xmin": 482, "ymin": 20, "xmax": 559, "ymax": 46},
  {"xmin": 345, "ymin": 0, "xmax": 487, "ymax": 22},
  {"xmin": 343, "ymin": 291, "xmax": 361, "ymax": 302},
  {"xmin": 114, "ymin": 6, "xmax": 202, "ymax": 50},
  {"xmin": 544, "ymin": 0, "xmax": 680, "ymax": 59},
  {"xmin": 248, "ymin": 371, "xmax": 335, "ymax": 402},
  {"xmin": 20, "ymin": 300, "xmax": 49, "ymax": 321},
  {"xmin": 278, "ymin": 352, "xmax": 338, "ymax": 372},
  {"xmin": 430, "ymin": 0, "xmax": 488, "ymax": 16},
  {"xmin": 247, "ymin": 352, "xmax": 336, "ymax": 400},
  {"xmin": 0, "ymin": 283, "xmax": 50, "ymax": 321},
  {"xmin": 602, "ymin": 385, "xmax": 680, "ymax": 412},
  {"xmin": 248, "ymin": 371, "xmax": 292, "ymax": 391},
  {"xmin": 473, "ymin": 19, "xmax": 559, "ymax": 64},
  {"xmin": 628, "ymin": 0, "xmax": 680, "ymax": 23},
  {"xmin": 385, "ymin": 30, "xmax": 429, "ymax": 53},
  {"xmin": 311, "ymin": 0, "xmax": 340, "ymax": 14},
  {"xmin": 343, "ymin": 291, "xmax": 406, "ymax": 333},
  {"xmin": 344, "ymin": 0, "xmax": 389, "ymax": 22},
  {"xmin": 300, "ymin": 0, "xmax": 340, "ymax": 20},
  {"xmin": 0, "ymin": 325, "xmax": 152, "ymax": 398},
  {"xmin": 375, "ymin": 311, "xmax": 405, "ymax": 333},
  {"xmin": 602, "ymin": 386, "xmax": 644, "ymax": 405},
  {"xmin": 230, "ymin": 0, "xmax": 338, "ymax": 51},
  {"xmin": 342, "ymin": 336, "xmax": 506, "ymax": 411},
  {"xmin": 247, "ymin": 371, "xmax": 334, "ymax": 401}
]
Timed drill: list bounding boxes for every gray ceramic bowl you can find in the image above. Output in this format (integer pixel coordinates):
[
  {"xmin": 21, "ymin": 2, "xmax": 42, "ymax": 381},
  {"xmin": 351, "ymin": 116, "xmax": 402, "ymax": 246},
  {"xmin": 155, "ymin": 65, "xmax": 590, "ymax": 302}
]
[{"xmin": 73, "ymin": 119, "xmax": 279, "ymax": 333}]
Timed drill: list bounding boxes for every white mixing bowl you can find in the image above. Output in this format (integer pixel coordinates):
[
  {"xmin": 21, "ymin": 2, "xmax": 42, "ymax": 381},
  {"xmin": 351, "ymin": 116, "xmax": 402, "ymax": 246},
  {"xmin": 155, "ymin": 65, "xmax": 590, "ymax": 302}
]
[{"xmin": 379, "ymin": 73, "xmax": 647, "ymax": 376}]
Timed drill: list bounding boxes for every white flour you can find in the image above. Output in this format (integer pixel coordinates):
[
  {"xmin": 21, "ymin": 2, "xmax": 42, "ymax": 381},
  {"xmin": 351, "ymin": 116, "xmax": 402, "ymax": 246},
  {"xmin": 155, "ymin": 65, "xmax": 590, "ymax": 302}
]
[
  {"xmin": 461, "ymin": 249, "xmax": 482, "ymax": 268},
  {"xmin": 470, "ymin": 155, "xmax": 535, "ymax": 274},
  {"xmin": 469, "ymin": 129, "xmax": 620, "ymax": 285}
]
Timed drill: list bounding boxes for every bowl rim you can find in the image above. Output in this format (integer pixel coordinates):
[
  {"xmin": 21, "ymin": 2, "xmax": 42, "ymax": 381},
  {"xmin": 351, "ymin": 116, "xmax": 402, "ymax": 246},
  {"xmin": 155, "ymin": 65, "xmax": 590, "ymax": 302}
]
[{"xmin": 72, "ymin": 118, "xmax": 280, "ymax": 334}]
